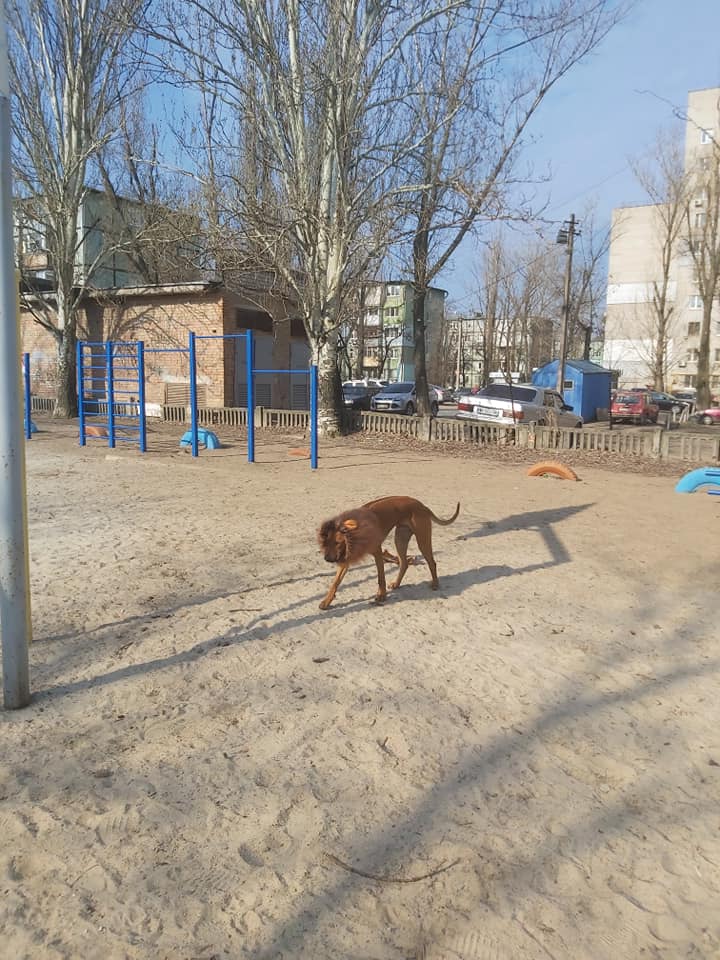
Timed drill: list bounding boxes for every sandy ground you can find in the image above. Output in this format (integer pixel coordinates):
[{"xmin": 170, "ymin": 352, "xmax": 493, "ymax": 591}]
[{"xmin": 1, "ymin": 419, "xmax": 719, "ymax": 960}]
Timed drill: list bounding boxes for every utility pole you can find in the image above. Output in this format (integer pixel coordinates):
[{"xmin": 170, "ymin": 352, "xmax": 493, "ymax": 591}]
[
  {"xmin": 455, "ymin": 319, "xmax": 462, "ymax": 387},
  {"xmin": 555, "ymin": 214, "xmax": 579, "ymax": 395},
  {"xmin": 0, "ymin": 12, "xmax": 32, "ymax": 709}
]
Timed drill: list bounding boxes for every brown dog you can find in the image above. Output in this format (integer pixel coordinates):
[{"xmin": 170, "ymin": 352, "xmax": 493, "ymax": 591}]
[{"xmin": 317, "ymin": 496, "xmax": 460, "ymax": 610}]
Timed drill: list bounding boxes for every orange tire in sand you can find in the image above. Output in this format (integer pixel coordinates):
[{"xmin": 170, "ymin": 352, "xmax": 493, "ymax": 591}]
[
  {"xmin": 288, "ymin": 448, "xmax": 311, "ymax": 458},
  {"xmin": 526, "ymin": 460, "xmax": 579, "ymax": 481}
]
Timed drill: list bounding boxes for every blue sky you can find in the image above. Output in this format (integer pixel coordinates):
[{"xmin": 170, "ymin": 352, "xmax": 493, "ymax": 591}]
[{"xmin": 445, "ymin": 0, "xmax": 720, "ymax": 307}]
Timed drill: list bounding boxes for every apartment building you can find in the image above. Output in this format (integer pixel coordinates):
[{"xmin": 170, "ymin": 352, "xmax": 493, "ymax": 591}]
[
  {"xmin": 603, "ymin": 87, "xmax": 720, "ymax": 392},
  {"xmin": 14, "ymin": 187, "xmax": 202, "ymax": 290},
  {"xmin": 349, "ymin": 281, "xmax": 447, "ymax": 382}
]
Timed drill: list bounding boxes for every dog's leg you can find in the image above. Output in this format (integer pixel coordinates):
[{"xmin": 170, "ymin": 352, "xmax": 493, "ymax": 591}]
[
  {"xmin": 390, "ymin": 525, "xmax": 412, "ymax": 590},
  {"xmin": 319, "ymin": 563, "xmax": 349, "ymax": 610},
  {"xmin": 372, "ymin": 549, "xmax": 387, "ymax": 603},
  {"xmin": 414, "ymin": 519, "xmax": 439, "ymax": 589}
]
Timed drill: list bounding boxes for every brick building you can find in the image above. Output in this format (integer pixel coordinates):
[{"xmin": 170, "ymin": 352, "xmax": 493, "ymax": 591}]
[{"xmin": 21, "ymin": 280, "xmax": 312, "ymax": 410}]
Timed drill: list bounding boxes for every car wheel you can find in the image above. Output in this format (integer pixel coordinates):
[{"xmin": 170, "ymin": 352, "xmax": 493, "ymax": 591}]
[
  {"xmin": 702, "ymin": 414, "xmax": 714, "ymax": 425},
  {"xmin": 431, "ymin": 401, "xmax": 439, "ymax": 417},
  {"xmin": 405, "ymin": 402, "xmax": 415, "ymax": 416}
]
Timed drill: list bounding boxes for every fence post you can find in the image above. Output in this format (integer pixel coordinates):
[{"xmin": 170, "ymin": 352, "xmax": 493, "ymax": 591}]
[
  {"xmin": 246, "ymin": 329, "xmax": 255, "ymax": 463},
  {"xmin": 189, "ymin": 331, "xmax": 198, "ymax": 457},
  {"xmin": 137, "ymin": 341, "xmax": 147, "ymax": 453},
  {"xmin": 310, "ymin": 363, "xmax": 318, "ymax": 469},
  {"xmin": 105, "ymin": 340, "xmax": 115, "ymax": 449}
]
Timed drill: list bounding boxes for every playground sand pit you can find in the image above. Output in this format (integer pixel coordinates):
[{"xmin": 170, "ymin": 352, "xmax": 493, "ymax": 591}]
[{"xmin": 1, "ymin": 420, "xmax": 719, "ymax": 959}]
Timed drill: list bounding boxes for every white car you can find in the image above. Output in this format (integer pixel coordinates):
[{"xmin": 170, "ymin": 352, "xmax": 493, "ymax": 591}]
[{"xmin": 456, "ymin": 383, "xmax": 583, "ymax": 427}]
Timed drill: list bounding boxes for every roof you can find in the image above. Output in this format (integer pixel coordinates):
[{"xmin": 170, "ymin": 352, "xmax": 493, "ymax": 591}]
[
  {"xmin": 535, "ymin": 358, "xmax": 612, "ymax": 375},
  {"xmin": 566, "ymin": 359, "xmax": 612, "ymax": 374}
]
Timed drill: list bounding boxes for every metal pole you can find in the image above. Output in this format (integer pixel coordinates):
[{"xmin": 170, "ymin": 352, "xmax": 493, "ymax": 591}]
[
  {"xmin": 0, "ymin": 19, "xmax": 32, "ymax": 707},
  {"xmin": 310, "ymin": 364, "xmax": 318, "ymax": 470},
  {"xmin": 137, "ymin": 341, "xmax": 147, "ymax": 453},
  {"xmin": 189, "ymin": 331, "xmax": 199, "ymax": 457},
  {"xmin": 556, "ymin": 213, "xmax": 576, "ymax": 396},
  {"xmin": 246, "ymin": 329, "xmax": 255, "ymax": 463},
  {"xmin": 105, "ymin": 340, "xmax": 115, "ymax": 448},
  {"xmin": 455, "ymin": 321, "xmax": 462, "ymax": 388},
  {"xmin": 23, "ymin": 352, "xmax": 31, "ymax": 440},
  {"xmin": 77, "ymin": 340, "xmax": 86, "ymax": 445}
]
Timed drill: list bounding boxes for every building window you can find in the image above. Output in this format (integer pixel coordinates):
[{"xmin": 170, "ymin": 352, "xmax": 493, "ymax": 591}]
[
  {"xmin": 694, "ymin": 212, "xmax": 706, "ymax": 229},
  {"xmin": 683, "ymin": 375, "xmax": 697, "ymax": 387},
  {"xmin": 699, "ymin": 157, "xmax": 711, "ymax": 172},
  {"xmin": 701, "ymin": 128, "xmax": 714, "ymax": 145},
  {"xmin": 687, "ymin": 348, "xmax": 699, "ymax": 362},
  {"xmin": 687, "ymin": 321, "xmax": 701, "ymax": 336},
  {"xmin": 386, "ymin": 284, "xmax": 402, "ymax": 297},
  {"xmin": 689, "ymin": 295, "xmax": 703, "ymax": 310},
  {"xmin": 712, "ymin": 376, "xmax": 720, "ymax": 388},
  {"xmin": 385, "ymin": 306, "xmax": 400, "ymax": 319},
  {"xmin": 715, "ymin": 349, "xmax": 720, "ymax": 363}
]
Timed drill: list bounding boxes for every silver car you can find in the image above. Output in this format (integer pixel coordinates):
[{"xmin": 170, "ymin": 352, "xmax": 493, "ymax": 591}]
[
  {"xmin": 370, "ymin": 382, "xmax": 439, "ymax": 416},
  {"xmin": 456, "ymin": 383, "xmax": 583, "ymax": 427}
]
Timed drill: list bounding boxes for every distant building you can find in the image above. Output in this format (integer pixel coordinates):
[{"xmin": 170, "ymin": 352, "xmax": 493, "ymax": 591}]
[
  {"xmin": 603, "ymin": 87, "xmax": 720, "ymax": 392},
  {"xmin": 346, "ymin": 281, "xmax": 447, "ymax": 382},
  {"xmin": 14, "ymin": 187, "xmax": 203, "ymax": 290}
]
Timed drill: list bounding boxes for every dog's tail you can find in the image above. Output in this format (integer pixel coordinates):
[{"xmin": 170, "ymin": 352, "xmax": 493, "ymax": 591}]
[{"xmin": 430, "ymin": 502, "xmax": 460, "ymax": 526}]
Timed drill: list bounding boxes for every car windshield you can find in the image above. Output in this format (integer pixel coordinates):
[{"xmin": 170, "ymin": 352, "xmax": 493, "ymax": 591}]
[
  {"xmin": 614, "ymin": 393, "xmax": 640, "ymax": 403},
  {"xmin": 343, "ymin": 386, "xmax": 367, "ymax": 397},
  {"xmin": 380, "ymin": 383, "xmax": 413, "ymax": 394},
  {"xmin": 479, "ymin": 384, "xmax": 537, "ymax": 403}
]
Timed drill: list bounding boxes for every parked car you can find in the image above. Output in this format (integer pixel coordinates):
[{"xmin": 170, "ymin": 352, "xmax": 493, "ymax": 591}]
[
  {"xmin": 342, "ymin": 384, "xmax": 376, "ymax": 410},
  {"xmin": 370, "ymin": 382, "xmax": 439, "ymax": 416},
  {"xmin": 431, "ymin": 385, "xmax": 453, "ymax": 404},
  {"xmin": 692, "ymin": 407, "xmax": 720, "ymax": 425},
  {"xmin": 629, "ymin": 388, "xmax": 689, "ymax": 415},
  {"xmin": 342, "ymin": 379, "xmax": 386, "ymax": 391},
  {"xmin": 611, "ymin": 391, "xmax": 659, "ymax": 425},
  {"xmin": 455, "ymin": 383, "xmax": 583, "ymax": 427}
]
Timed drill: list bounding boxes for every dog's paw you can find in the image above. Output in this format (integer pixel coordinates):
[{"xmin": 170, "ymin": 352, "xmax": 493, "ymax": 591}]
[
  {"xmin": 429, "ymin": 581, "xmax": 439, "ymax": 591},
  {"xmin": 373, "ymin": 593, "xmax": 387, "ymax": 605},
  {"xmin": 319, "ymin": 599, "xmax": 332, "ymax": 610}
]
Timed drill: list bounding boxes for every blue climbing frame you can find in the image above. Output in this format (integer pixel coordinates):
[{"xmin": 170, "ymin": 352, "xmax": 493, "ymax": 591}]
[
  {"xmin": 77, "ymin": 340, "xmax": 147, "ymax": 451},
  {"xmin": 189, "ymin": 329, "xmax": 319, "ymax": 469},
  {"xmin": 22, "ymin": 352, "xmax": 32, "ymax": 440}
]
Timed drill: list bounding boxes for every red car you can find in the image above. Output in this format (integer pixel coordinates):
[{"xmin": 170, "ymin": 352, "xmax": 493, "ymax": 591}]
[
  {"xmin": 611, "ymin": 391, "xmax": 659, "ymax": 425},
  {"xmin": 693, "ymin": 407, "xmax": 720, "ymax": 425}
]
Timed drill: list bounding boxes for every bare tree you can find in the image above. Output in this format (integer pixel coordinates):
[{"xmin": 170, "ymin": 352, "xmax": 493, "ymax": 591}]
[
  {"xmin": 394, "ymin": 0, "xmax": 629, "ymax": 414},
  {"xmin": 148, "ymin": 0, "xmax": 456, "ymax": 434},
  {"xmin": 9, "ymin": 0, "xmax": 146, "ymax": 417},
  {"xmin": 628, "ymin": 134, "xmax": 688, "ymax": 389},
  {"xmin": 683, "ymin": 116, "xmax": 720, "ymax": 410}
]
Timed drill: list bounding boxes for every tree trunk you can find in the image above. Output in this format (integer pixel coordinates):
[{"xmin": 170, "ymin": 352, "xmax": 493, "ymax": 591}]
[
  {"xmin": 696, "ymin": 302, "xmax": 713, "ymax": 410},
  {"xmin": 316, "ymin": 330, "xmax": 343, "ymax": 436},
  {"xmin": 54, "ymin": 325, "xmax": 78, "ymax": 418},
  {"xmin": 412, "ymin": 287, "xmax": 432, "ymax": 416}
]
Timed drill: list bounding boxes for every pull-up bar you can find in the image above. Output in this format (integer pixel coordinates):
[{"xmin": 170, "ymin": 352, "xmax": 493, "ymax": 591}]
[{"xmin": 188, "ymin": 329, "xmax": 319, "ymax": 469}]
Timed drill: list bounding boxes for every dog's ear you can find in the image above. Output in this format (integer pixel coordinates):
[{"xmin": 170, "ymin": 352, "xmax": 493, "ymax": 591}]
[
  {"xmin": 318, "ymin": 519, "xmax": 336, "ymax": 542},
  {"xmin": 339, "ymin": 518, "xmax": 358, "ymax": 534}
]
